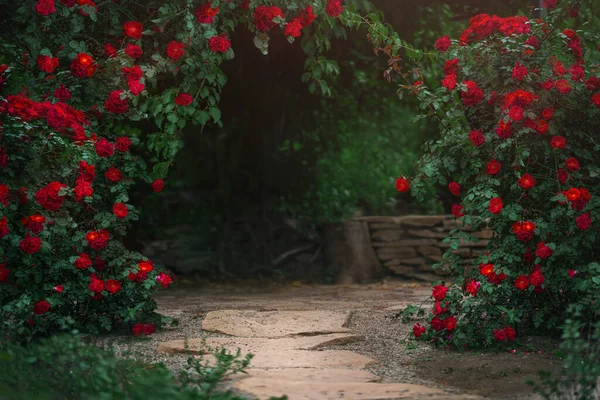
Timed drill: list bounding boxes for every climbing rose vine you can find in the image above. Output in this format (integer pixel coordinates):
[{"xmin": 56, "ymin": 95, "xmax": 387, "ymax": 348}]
[
  {"xmin": 0, "ymin": 0, "xmax": 356, "ymax": 339},
  {"xmin": 398, "ymin": 1, "xmax": 600, "ymax": 348}
]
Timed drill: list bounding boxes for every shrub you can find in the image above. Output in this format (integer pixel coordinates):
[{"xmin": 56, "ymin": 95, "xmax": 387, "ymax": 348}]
[
  {"xmin": 396, "ymin": 1, "xmax": 600, "ymax": 348},
  {"xmin": 0, "ymin": 333, "xmax": 285, "ymax": 400}
]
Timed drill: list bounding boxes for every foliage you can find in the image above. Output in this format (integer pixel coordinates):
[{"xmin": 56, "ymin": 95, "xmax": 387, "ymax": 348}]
[
  {"xmin": 393, "ymin": 0, "xmax": 600, "ymax": 349},
  {"xmin": 279, "ymin": 98, "xmax": 441, "ymax": 223},
  {"xmin": 529, "ymin": 303, "xmax": 600, "ymax": 400},
  {"xmin": 0, "ymin": 333, "xmax": 285, "ymax": 400}
]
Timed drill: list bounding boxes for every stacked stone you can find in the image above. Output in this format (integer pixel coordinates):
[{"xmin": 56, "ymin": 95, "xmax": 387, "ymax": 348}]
[{"xmin": 358, "ymin": 215, "xmax": 493, "ymax": 280}]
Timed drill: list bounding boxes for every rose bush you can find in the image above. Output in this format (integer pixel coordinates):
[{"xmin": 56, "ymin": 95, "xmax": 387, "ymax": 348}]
[
  {"xmin": 396, "ymin": 1, "xmax": 600, "ymax": 348},
  {"xmin": 0, "ymin": 0, "xmax": 354, "ymax": 340}
]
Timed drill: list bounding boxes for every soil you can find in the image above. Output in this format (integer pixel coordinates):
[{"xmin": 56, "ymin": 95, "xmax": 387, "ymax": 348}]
[{"xmin": 96, "ymin": 279, "xmax": 563, "ymax": 399}]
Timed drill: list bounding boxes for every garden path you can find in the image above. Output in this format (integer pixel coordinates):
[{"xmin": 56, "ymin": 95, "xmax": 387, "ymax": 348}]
[{"xmin": 151, "ymin": 281, "xmax": 498, "ymax": 400}]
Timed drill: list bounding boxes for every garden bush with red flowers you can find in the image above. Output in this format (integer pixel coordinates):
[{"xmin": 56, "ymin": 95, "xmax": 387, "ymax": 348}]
[
  {"xmin": 0, "ymin": 0, "xmax": 381, "ymax": 340},
  {"xmin": 397, "ymin": 0, "xmax": 600, "ymax": 348}
]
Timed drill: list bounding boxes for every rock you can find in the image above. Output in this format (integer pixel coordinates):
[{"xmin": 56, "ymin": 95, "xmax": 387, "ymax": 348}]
[
  {"xmin": 233, "ymin": 378, "xmax": 477, "ymax": 400},
  {"xmin": 376, "ymin": 248, "xmax": 417, "ymax": 261},
  {"xmin": 370, "ymin": 229, "xmax": 406, "ymax": 242},
  {"xmin": 157, "ymin": 333, "xmax": 362, "ymax": 354},
  {"xmin": 416, "ymin": 245, "xmax": 443, "ymax": 256},
  {"xmin": 401, "ymin": 257, "xmax": 427, "ymax": 266},
  {"xmin": 405, "ymin": 229, "xmax": 448, "ymax": 239},
  {"xmin": 368, "ymin": 223, "xmax": 401, "ymax": 230},
  {"xmin": 201, "ymin": 310, "xmax": 352, "ymax": 338},
  {"xmin": 239, "ymin": 350, "xmax": 379, "ymax": 369},
  {"xmin": 393, "ymin": 215, "xmax": 445, "ymax": 228},
  {"xmin": 373, "ymin": 239, "xmax": 438, "ymax": 248},
  {"xmin": 237, "ymin": 368, "xmax": 381, "ymax": 383}
]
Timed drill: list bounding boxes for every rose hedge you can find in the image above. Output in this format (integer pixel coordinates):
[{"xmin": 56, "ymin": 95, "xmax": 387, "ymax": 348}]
[
  {"xmin": 2, "ymin": 0, "xmax": 432, "ymax": 340},
  {"xmin": 396, "ymin": 0, "xmax": 600, "ymax": 348}
]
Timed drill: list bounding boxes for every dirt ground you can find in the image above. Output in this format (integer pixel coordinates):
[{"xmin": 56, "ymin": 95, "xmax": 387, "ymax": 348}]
[{"xmin": 99, "ymin": 279, "xmax": 562, "ymax": 399}]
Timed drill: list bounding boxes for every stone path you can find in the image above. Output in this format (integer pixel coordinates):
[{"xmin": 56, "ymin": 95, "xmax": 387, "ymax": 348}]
[{"xmin": 157, "ymin": 303, "xmax": 483, "ymax": 400}]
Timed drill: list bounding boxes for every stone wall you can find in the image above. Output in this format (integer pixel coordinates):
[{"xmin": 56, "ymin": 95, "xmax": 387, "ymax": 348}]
[{"xmin": 354, "ymin": 215, "xmax": 493, "ymax": 280}]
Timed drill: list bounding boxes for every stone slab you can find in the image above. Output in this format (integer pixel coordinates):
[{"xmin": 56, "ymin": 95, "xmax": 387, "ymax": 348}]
[
  {"xmin": 157, "ymin": 333, "xmax": 362, "ymax": 354},
  {"xmin": 202, "ymin": 310, "xmax": 352, "ymax": 338},
  {"xmin": 241, "ymin": 350, "xmax": 379, "ymax": 369},
  {"xmin": 238, "ymin": 368, "xmax": 381, "ymax": 383},
  {"xmin": 233, "ymin": 378, "xmax": 479, "ymax": 400}
]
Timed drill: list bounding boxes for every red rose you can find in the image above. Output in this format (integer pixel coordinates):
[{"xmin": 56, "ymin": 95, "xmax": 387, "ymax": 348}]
[
  {"xmin": 73, "ymin": 178, "xmax": 93, "ymax": 201},
  {"xmin": 443, "ymin": 316, "xmax": 457, "ymax": 331},
  {"xmin": 123, "ymin": 21, "xmax": 143, "ymax": 40},
  {"xmin": 0, "ymin": 216, "xmax": 9, "ymax": 238},
  {"xmin": 125, "ymin": 44, "xmax": 143, "ymax": 59},
  {"xmin": 142, "ymin": 323, "xmax": 156, "ymax": 335},
  {"xmin": 105, "ymin": 279, "xmax": 122, "ymax": 294},
  {"xmin": 132, "ymin": 323, "xmax": 144, "ymax": 336},
  {"xmin": 432, "ymin": 284, "xmax": 448, "ymax": 301},
  {"xmin": 34, "ymin": 300, "xmax": 50, "ymax": 315},
  {"xmin": 442, "ymin": 74, "xmax": 457, "ymax": 91},
  {"xmin": 576, "ymin": 212, "xmax": 592, "ymax": 230},
  {"xmin": 299, "ymin": 5, "xmax": 316, "ymax": 27},
  {"xmin": 555, "ymin": 79, "xmax": 572, "ymax": 94},
  {"xmin": 489, "ymin": 197, "xmax": 503, "ymax": 214},
  {"xmin": 37, "ymin": 55, "xmax": 59, "ymax": 73},
  {"xmin": 95, "ymin": 138, "xmax": 114, "ymax": 158},
  {"xmin": 254, "ymin": 5, "xmax": 285, "ymax": 31},
  {"xmin": 505, "ymin": 327, "xmax": 516, "ymax": 341},
  {"xmin": 156, "ymin": 272, "xmax": 173, "ymax": 288},
  {"xmin": 85, "ymin": 230, "xmax": 110, "ymax": 250},
  {"xmin": 284, "ymin": 19, "xmax": 303, "ymax": 38},
  {"xmin": 569, "ymin": 63, "xmax": 585, "ymax": 82},
  {"xmin": 565, "ymin": 157, "xmax": 580, "ymax": 172},
  {"xmin": 36, "ymin": 0, "xmax": 55, "ymax": 15},
  {"xmin": 20, "ymin": 234, "xmax": 41, "ymax": 254},
  {"xmin": 122, "ymin": 65, "xmax": 143, "ymax": 81},
  {"xmin": 495, "ymin": 120, "xmax": 513, "ymax": 139},
  {"xmin": 105, "ymin": 166, "xmax": 122, "ymax": 182},
  {"xmin": 465, "ymin": 279, "xmax": 479, "ymax": 296},
  {"xmin": 529, "ymin": 267, "xmax": 545, "ymax": 287},
  {"xmin": 127, "ymin": 80, "xmax": 144, "ymax": 96},
  {"xmin": 36, "ymin": 182, "xmax": 67, "ymax": 211},
  {"xmin": 54, "ymin": 285, "xmax": 64, "ymax": 292},
  {"xmin": 468, "ymin": 129, "xmax": 485, "ymax": 146},
  {"xmin": 541, "ymin": 108, "xmax": 553, "ymax": 120},
  {"xmin": 115, "ymin": 136, "xmax": 132, "ymax": 152},
  {"xmin": 325, "ymin": 0, "xmax": 342, "ymax": 17},
  {"xmin": 557, "ymin": 168, "xmax": 569, "ymax": 184},
  {"xmin": 535, "ymin": 242, "xmax": 553, "ymax": 259},
  {"xmin": 194, "ymin": 2, "xmax": 219, "ymax": 24},
  {"xmin": 0, "ymin": 264, "xmax": 10, "ymax": 282},
  {"xmin": 138, "ymin": 261, "xmax": 154, "ymax": 273},
  {"xmin": 412, "ymin": 323, "xmax": 426, "ymax": 338},
  {"xmin": 508, "ymin": 106, "xmax": 523, "ymax": 121},
  {"xmin": 448, "ymin": 182, "xmax": 461, "ymax": 196},
  {"xmin": 175, "ymin": 93, "xmax": 193, "ymax": 106},
  {"xmin": 518, "ymin": 173, "xmax": 536, "ymax": 190},
  {"xmin": 152, "ymin": 179, "xmax": 164, "ymax": 192},
  {"xmin": 565, "ymin": 188, "xmax": 581, "ymax": 201},
  {"xmin": 551, "ymin": 136, "xmax": 566, "ymax": 149},
  {"xmin": 435, "ymin": 35, "xmax": 451, "ymax": 52},
  {"xmin": 70, "ymin": 53, "xmax": 97, "ymax": 78},
  {"xmin": 89, "ymin": 277, "xmax": 104, "ymax": 293},
  {"xmin": 395, "ymin": 176, "xmax": 409, "ymax": 192},
  {"xmin": 104, "ymin": 43, "xmax": 117, "ymax": 58},
  {"xmin": 104, "ymin": 90, "xmax": 129, "ymax": 114},
  {"xmin": 514, "ymin": 274, "xmax": 530, "ymax": 291},
  {"xmin": 486, "ymin": 159, "xmax": 501, "ymax": 175},
  {"xmin": 493, "ymin": 328, "xmax": 507, "ymax": 341},
  {"xmin": 512, "ymin": 62, "xmax": 528, "ymax": 81},
  {"xmin": 167, "ymin": 41, "xmax": 185, "ymax": 61},
  {"xmin": 22, "ymin": 215, "xmax": 46, "ymax": 234},
  {"xmin": 460, "ymin": 80, "xmax": 484, "ymax": 106},
  {"xmin": 591, "ymin": 93, "xmax": 600, "ymax": 107},
  {"xmin": 451, "ymin": 204, "xmax": 465, "ymax": 217},
  {"xmin": 209, "ymin": 35, "xmax": 231, "ymax": 53},
  {"xmin": 74, "ymin": 253, "xmax": 92, "ymax": 269},
  {"xmin": 53, "ymin": 84, "xmax": 71, "ymax": 102},
  {"xmin": 430, "ymin": 317, "xmax": 444, "ymax": 332},
  {"xmin": 113, "ymin": 203, "xmax": 128, "ymax": 219}
]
